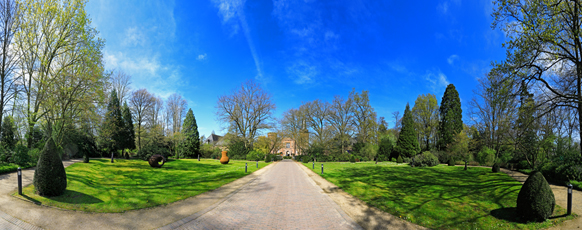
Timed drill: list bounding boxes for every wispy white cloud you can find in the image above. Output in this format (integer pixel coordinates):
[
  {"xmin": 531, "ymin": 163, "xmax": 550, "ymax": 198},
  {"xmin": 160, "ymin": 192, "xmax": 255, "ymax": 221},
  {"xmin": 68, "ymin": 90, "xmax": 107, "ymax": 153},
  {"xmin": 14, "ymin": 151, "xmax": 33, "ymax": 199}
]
[
  {"xmin": 437, "ymin": 0, "xmax": 461, "ymax": 14},
  {"xmin": 197, "ymin": 53, "xmax": 207, "ymax": 60},
  {"xmin": 287, "ymin": 61, "xmax": 317, "ymax": 84},
  {"xmin": 425, "ymin": 70, "xmax": 450, "ymax": 93},
  {"xmin": 447, "ymin": 54, "xmax": 458, "ymax": 65},
  {"xmin": 212, "ymin": 0, "xmax": 264, "ymax": 81}
]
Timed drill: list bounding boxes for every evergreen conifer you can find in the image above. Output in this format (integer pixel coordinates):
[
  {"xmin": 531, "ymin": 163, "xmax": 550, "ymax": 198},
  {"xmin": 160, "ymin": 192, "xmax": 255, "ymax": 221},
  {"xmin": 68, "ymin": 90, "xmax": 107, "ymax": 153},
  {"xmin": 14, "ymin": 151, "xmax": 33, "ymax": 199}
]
[
  {"xmin": 33, "ymin": 137, "xmax": 67, "ymax": 196},
  {"xmin": 101, "ymin": 91, "xmax": 124, "ymax": 158},
  {"xmin": 437, "ymin": 84, "xmax": 463, "ymax": 150},
  {"xmin": 122, "ymin": 102, "xmax": 136, "ymax": 151},
  {"xmin": 181, "ymin": 108, "xmax": 200, "ymax": 158},
  {"xmin": 395, "ymin": 103, "xmax": 420, "ymax": 158}
]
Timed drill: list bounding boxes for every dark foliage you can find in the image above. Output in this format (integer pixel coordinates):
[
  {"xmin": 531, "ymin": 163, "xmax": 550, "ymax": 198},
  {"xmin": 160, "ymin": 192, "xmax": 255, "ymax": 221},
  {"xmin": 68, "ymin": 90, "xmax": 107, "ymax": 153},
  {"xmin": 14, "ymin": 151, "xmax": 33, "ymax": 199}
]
[
  {"xmin": 137, "ymin": 142, "xmax": 170, "ymax": 161},
  {"xmin": 350, "ymin": 154, "xmax": 356, "ymax": 163},
  {"xmin": 1, "ymin": 116, "xmax": 16, "ymax": 149},
  {"xmin": 33, "ymin": 137, "xmax": 67, "ymax": 196},
  {"xmin": 516, "ymin": 171, "xmax": 555, "ymax": 221},
  {"xmin": 121, "ymin": 102, "xmax": 136, "ymax": 150},
  {"xmin": 437, "ymin": 84, "xmax": 463, "ymax": 150},
  {"xmin": 180, "ymin": 108, "xmax": 200, "ymax": 158},
  {"xmin": 227, "ymin": 139, "xmax": 249, "ymax": 159},
  {"xmin": 395, "ymin": 103, "xmax": 420, "ymax": 157},
  {"xmin": 492, "ymin": 163, "xmax": 500, "ymax": 172},
  {"xmin": 377, "ymin": 136, "xmax": 393, "ymax": 163},
  {"xmin": 11, "ymin": 144, "xmax": 30, "ymax": 166},
  {"xmin": 448, "ymin": 156, "xmax": 455, "ymax": 166},
  {"xmin": 100, "ymin": 91, "xmax": 124, "ymax": 157}
]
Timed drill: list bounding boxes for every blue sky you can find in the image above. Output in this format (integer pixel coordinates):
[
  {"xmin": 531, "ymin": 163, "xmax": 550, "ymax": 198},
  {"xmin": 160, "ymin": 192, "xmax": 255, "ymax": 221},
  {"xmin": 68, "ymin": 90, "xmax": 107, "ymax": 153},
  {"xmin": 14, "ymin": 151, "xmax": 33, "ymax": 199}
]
[{"xmin": 86, "ymin": 0, "xmax": 506, "ymax": 137}]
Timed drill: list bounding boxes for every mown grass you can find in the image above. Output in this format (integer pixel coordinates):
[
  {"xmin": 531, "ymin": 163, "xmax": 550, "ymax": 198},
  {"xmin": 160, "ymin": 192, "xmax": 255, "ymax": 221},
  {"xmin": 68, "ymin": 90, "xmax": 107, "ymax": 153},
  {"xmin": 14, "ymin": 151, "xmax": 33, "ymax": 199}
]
[
  {"xmin": 303, "ymin": 162, "xmax": 575, "ymax": 230},
  {"xmin": 16, "ymin": 158, "xmax": 270, "ymax": 212}
]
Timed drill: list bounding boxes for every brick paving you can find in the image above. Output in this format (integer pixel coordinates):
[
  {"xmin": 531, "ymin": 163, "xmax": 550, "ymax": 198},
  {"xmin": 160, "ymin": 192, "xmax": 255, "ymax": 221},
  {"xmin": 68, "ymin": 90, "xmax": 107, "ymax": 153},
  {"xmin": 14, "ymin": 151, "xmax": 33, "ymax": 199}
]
[{"xmin": 162, "ymin": 159, "xmax": 362, "ymax": 230}]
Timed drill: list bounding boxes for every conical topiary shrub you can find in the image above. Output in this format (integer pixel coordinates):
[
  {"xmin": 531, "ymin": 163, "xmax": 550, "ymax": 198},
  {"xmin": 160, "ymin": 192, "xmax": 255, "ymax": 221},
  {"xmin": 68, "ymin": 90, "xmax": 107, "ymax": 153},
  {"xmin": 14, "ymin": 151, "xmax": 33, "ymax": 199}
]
[
  {"xmin": 33, "ymin": 137, "xmax": 67, "ymax": 196},
  {"xmin": 448, "ymin": 157, "xmax": 455, "ymax": 166},
  {"xmin": 516, "ymin": 171, "xmax": 555, "ymax": 221},
  {"xmin": 349, "ymin": 155, "xmax": 356, "ymax": 163},
  {"xmin": 492, "ymin": 163, "xmax": 500, "ymax": 172}
]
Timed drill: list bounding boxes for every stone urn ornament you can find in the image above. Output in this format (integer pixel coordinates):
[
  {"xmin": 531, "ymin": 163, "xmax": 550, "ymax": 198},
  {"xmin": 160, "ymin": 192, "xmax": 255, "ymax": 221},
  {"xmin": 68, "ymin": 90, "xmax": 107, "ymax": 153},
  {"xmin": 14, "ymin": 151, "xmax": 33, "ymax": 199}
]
[
  {"xmin": 220, "ymin": 151, "xmax": 229, "ymax": 164},
  {"xmin": 149, "ymin": 154, "xmax": 166, "ymax": 168}
]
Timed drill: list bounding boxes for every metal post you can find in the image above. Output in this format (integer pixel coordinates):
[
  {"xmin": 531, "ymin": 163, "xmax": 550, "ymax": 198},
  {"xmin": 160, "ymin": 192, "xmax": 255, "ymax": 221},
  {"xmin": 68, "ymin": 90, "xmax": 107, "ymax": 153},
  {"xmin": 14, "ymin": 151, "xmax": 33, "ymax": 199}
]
[
  {"xmin": 198, "ymin": 154, "xmax": 200, "ymax": 161},
  {"xmin": 256, "ymin": 161, "xmax": 258, "ymax": 168},
  {"xmin": 17, "ymin": 167, "xmax": 22, "ymax": 195},
  {"xmin": 313, "ymin": 161, "xmax": 314, "ymax": 169},
  {"xmin": 321, "ymin": 164, "xmax": 324, "ymax": 175},
  {"xmin": 568, "ymin": 184, "xmax": 573, "ymax": 215},
  {"xmin": 245, "ymin": 163, "xmax": 248, "ymax": 173},
  {"xmin": 111, "ymin": 152, "xmax": 114, "ymax": 163}
]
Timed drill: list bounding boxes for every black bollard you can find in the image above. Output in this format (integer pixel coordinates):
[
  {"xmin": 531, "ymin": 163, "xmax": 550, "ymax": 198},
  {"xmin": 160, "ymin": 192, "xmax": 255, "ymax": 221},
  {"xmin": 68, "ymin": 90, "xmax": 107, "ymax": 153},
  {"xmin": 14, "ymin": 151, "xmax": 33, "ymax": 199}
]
[
  {"xmin": 313, "ymin": 161, "xmax": 314, "ymax": 169},
  {"xmin": 198, "ymin": 154, "xmax": 200, "ymax": 161},
  {"xmin": 256, "ymin": 161, "xmax": 258, "ymax": 168},
  {"xmin": 17, "ymin": 167, "xmax": 22, "ymax": 195},
  {"xmin": 245, "ymin": 163, "xmax": 248, "ymax": 173},
  {"xmin": 321, "ymin": 164, "xmax": 324, "ymax": 175},
  {"xmin": 111, "ymin": 152, "xmax": 114, "ymax": 163},
  {"xmin": 568, "ymin": 184, "xmax": 573, "ymax": 215}
]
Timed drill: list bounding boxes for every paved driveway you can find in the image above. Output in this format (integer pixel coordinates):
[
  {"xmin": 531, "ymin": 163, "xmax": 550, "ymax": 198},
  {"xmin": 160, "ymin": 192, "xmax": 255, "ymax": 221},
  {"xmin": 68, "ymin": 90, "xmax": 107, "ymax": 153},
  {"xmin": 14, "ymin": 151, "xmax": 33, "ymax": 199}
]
[{"xmin": 159, "ymin": 159, "xmax": 362, "ymax": 230}]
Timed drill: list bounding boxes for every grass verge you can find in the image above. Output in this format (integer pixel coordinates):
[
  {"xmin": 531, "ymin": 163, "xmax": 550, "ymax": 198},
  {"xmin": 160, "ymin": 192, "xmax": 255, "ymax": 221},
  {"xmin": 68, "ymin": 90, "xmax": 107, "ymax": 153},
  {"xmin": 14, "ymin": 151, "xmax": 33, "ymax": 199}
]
[
  {"xmin": 303, "ymin": 162, "xmax": 575, "ymax": 230},
  {"xmin": 16, "ymin": 158, "xmax": 270, "ymax": 212}
]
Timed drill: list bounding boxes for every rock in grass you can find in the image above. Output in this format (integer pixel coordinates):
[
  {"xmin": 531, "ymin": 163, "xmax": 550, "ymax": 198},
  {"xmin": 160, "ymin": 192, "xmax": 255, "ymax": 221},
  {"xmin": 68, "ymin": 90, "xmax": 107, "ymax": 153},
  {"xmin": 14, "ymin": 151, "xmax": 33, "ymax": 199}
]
[
  {"xmin": 516, "ymin": 171, "xmax": 555, "ymax": 221},
  {"xmin": 33, "ymin": 137, "xmax": 67, "ymax": 196}
]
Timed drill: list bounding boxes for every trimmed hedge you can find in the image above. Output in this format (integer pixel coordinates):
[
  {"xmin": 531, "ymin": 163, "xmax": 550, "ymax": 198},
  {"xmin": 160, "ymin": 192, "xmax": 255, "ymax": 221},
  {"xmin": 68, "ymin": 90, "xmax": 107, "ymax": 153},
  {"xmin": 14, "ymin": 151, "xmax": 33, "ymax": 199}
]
[
  {"xmin": 517, "ymin": 171, "xmax": 555, "ymax": 222},
  {"xmin": 412, "ymin": 151, "xmax": 439, "ymax": 167},
  {"xmin": 33, "ymin": 137, "xmax": 67, "ymax": 196}
]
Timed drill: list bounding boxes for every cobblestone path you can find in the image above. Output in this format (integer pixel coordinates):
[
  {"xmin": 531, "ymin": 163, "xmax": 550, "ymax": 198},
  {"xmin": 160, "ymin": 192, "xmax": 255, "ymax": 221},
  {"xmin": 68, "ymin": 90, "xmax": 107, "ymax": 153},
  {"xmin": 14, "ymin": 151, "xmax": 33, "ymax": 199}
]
[{"xmin": 160, "ymin": 159, "xmax": 362, "ymax": 230}]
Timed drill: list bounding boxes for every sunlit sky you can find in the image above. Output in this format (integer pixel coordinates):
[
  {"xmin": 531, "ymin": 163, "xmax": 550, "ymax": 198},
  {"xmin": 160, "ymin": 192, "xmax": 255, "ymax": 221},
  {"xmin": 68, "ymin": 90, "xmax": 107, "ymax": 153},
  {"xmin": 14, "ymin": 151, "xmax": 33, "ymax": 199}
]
[{"xmin": 86, "ymin": 0, "xmax": 507, "ymax": 137}]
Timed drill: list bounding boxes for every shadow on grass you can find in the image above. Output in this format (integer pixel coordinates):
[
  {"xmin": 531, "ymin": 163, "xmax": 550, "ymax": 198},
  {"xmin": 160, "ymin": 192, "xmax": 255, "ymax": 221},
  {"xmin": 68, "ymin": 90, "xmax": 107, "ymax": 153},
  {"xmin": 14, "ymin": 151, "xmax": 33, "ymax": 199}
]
[
  {"xmin": 490, "ymin": 207, "xmax": 527, "ymax": 224},
  {"xmin": 46, "ymin": 190, "xmax": 104, "ymax": 204}
]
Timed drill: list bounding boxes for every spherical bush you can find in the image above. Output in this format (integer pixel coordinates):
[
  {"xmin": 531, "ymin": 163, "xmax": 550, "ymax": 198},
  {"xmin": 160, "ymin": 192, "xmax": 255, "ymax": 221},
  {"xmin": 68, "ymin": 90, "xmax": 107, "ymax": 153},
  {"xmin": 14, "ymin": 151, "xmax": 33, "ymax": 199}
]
[
  {"xmin": 492, "ymin": 163, "xmax": 500, "ymax": 172},
  {"xmin": 33, "ymin": 137, "xmax": 67, "ymax": 196},
  {"xmin": 516, "ymin": 171, "xmax": 555, "ymax": 221}
]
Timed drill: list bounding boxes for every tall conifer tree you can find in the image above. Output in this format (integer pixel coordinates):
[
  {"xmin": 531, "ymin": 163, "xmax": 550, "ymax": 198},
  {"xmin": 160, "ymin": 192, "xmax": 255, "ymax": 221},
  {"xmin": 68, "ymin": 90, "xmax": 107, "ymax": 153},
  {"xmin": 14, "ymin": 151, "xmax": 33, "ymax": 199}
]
[
  {"xmin": 122, "ymin": 102, "xmax": 136, "ymax": 150},
  {"xmin": 395, "ymin": 103, "xmax": 420, "ymax": 157},
  {"xmin": 438, "ymin": 84, "xmax": 463, "ymax": 150},
  {"xmin": 101, "ymin": 91, "xmax": 124, "ymax": 157},
  {"xmin": 181, "ymin": 108, "xmax": 200, "ymax": 158}
]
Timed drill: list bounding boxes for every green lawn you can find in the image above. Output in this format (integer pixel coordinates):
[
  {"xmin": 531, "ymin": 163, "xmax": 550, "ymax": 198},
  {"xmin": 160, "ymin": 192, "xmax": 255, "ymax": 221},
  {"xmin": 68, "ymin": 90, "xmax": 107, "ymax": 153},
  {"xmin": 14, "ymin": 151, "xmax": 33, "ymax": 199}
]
[
  {"xmin": 303, "ymin": 162, "xmax": 575, "ymax": 230},
  {"xmin": 16, "ymin": 158, "xmax": 270, "ymax": 212}
]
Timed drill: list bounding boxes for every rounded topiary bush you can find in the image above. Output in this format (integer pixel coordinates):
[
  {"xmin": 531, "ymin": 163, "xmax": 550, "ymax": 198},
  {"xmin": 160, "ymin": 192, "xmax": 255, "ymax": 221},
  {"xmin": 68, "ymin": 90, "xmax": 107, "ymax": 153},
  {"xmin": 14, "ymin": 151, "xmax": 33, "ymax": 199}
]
[
  {"xmin": 302, "ymin": 155, "xmax": 311, "ymax": 163},
  {"xmin": 349, "ymin": 155, "xmax": 356, "ymax": 163},
  {"xmin": 516, "ymin": 171, "xmax": 555, "ymax": 222},
  {"xmin": 33, "ymin": 137, "xmax": 67, "ymax": 196},
  {"xmin": 265, "ymin": 154, "xmax": 271, "ymax": 163},
  {"xmin": 492, "ymin": 162, "xmax": 500, "ymax": 172}
]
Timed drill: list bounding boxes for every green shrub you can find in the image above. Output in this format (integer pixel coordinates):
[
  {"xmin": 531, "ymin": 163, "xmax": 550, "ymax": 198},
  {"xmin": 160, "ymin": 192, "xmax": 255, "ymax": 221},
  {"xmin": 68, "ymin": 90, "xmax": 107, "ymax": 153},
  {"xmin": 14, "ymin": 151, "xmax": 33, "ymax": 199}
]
[
  {"xmin": 412, "ymin": 151, "xmax": 439, "ymax": 167},
  {"xmin": 83, "ymin": 152, "xmax": 89, "ymax": 163},
  {"xmin": 397, "ymin": 155, "xmax": 403, "ymax": 163},
  {"xmin": 448, "ymin": 157, "xmax": 455, "ymax": 166},
  {"xmin": 28, "ymin": 148, "xmax": 41, "ymax": 165},
  {"xmin": 350, "ymin": 155, "xmax": 356, "ymax": 163},
  {"xmin": 302, "ymin": 155, "xmax": 311, "ymax": 163},
  {"xmin": 33, "ymin": 137, "xmax": 67, "ymax": 196},
  {"xmin": 390, "ymin": 157, "xmax": 396, "ymax": 162},
  {"xmin": 492, "ymin": 163, "xmax": 500, "ymax": 172},
  {"xmin": 517, "ymin": 171, "xmax": 555, "ymax": 221},
  {"xmin": 137, "ymin": 143, "xmax": 170, "ymax": 160},
  {"xmin": 361, "ymin": 156, "xmax": 369, "ymax": 162},
  {"xmin": 12, "ymin": 144, "xmax": 30, "ymax": 166},
  {"xmin": 265, "ymin": 154, "xmax": 271, "ymax": 163},
  {"xmin": 468, "ymin": 161, "xmax": 480, "ymax": 166},
  {"xmin": 476, "ymin": 147, "xmax": 496, "ymax": 166},
  {"xmin": 403, "ymin": 157, "xmax": 412, "ymax": 163}
]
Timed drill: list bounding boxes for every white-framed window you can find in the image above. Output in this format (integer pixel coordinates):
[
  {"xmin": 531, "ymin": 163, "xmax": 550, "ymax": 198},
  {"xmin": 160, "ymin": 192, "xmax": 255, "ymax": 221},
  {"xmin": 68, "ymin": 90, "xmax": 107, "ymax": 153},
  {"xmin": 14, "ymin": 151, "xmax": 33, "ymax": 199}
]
[{"xmin": 286, "ymin": 142, "xmax": 290, "ymax": 148}]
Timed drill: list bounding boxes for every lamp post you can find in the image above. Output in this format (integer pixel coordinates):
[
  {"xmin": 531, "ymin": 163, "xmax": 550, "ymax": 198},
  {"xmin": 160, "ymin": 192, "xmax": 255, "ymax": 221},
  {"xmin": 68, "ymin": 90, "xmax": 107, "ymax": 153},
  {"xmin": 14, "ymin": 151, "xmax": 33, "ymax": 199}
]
[
  {"xmin": 256, "ymin": 160, "xmax": 258, "ymax": 168},
  {"xmin": 568, "ymin": 184, "xmax": 573, "ymax": 215},
  {"xmin": 321, "ymin": 164, "xmax": 324, "ymax": 175},
  {"xmin": 312, "ymin": 161, "xmax": 314, "ymax": 169},
  {"xmin": 245, "ymin": 163, "xmax": 248, "ymax": 173},
  {"xmin": 17, "ymin": 167, "xmax": 22, "ymax": 195}
]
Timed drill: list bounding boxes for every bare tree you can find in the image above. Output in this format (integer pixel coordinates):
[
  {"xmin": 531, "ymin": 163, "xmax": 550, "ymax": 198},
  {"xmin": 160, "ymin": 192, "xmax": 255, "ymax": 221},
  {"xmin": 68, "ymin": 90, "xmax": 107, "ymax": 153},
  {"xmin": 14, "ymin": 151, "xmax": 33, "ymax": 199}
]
[
  {"xmin": 327, "ymin": 95, "xmax": 354, "ymax": 154},
  {"xmin": 130, "ymin": 88, "xmax": 154, "ymax": 150},
  {"xmin": 281, "ymin": 107, "xmax": 309, "ymax": 155},
  {"xmin": 166, "ymin": 93, "xmax": 187, "ymax": 134},
  {"xmin": 303, "ymin": 99, "xmax": 333, "ymax": 148},
  {"xmin": 216, "ymin": 80, "xmax": 275, "ymax": 148},
  {"xmin": 0, "ymin": 0, "xmax": 20, "ymax": 130},
  {"xmin": 350, "ymin": 89, "xmax": 377, "ymax": 144},
  {"xmin": 110, "ymin": 70, "xmax": 131, "ymax": 104}
]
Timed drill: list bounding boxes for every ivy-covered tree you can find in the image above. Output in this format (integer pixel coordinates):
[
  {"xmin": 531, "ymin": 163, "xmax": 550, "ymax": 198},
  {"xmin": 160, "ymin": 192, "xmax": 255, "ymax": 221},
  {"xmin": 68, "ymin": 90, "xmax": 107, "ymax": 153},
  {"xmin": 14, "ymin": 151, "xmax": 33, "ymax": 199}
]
[
  {"xmin": 395, "ymin": 103, "xmax": 420, "ymax": 158},
  {"xmin": 438, "ymin": 84, "xmax": 463, "ymax": 150},
  {"xmin": 1, "ymin": 116, "xmax": 16, "ymax": 149},
  {"xmin": 100, "ymin": 91, "xmax": 124, "ymax": 158},
  {"xmin": 180, "ymin": 108, "xmax": 200, "ymax": 158},
  {"xmin": 121, "ymin": 102, "xmax": 136, "ymax": 151}
]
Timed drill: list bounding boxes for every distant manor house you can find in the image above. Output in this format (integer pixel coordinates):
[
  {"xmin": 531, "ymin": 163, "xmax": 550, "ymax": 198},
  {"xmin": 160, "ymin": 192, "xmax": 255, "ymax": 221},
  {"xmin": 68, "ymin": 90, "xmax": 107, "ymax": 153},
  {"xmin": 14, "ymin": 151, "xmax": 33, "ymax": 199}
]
[{"xmin": 268, "ymin": 132, "xmax": 308, "ymax": 157}]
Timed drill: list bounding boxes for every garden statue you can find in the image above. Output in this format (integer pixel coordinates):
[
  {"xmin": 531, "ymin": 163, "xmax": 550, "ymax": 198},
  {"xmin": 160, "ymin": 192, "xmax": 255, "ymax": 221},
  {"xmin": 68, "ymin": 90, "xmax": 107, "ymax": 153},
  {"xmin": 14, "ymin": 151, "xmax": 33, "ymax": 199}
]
[
  {"xmin": 149, "ymin": 154, "xmax": 166, "ymax": 168},
  {"xmin": 220, "ymin": 151, "xmax": 229, "ymax": 164}
]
